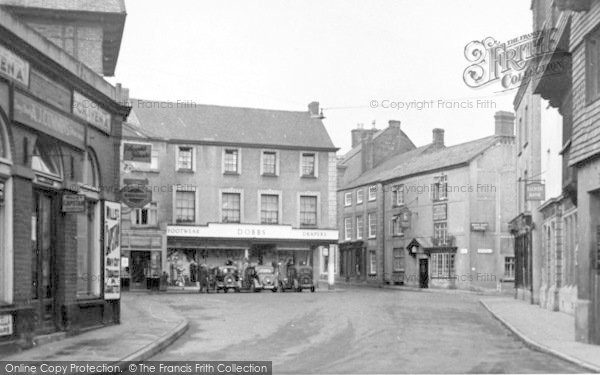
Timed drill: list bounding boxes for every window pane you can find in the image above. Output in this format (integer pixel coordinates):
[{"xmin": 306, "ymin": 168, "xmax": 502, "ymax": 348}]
[
  {"xmin": 300, "ymin": 196, "xmax": 317, "ymax": 226},
  {"xmin": 177, "ymin": 147, "xmax": 193, "ymax": 170},
  {"xmin": 263, "ymin": 152, "xmax": 276, "ymax": 175},
  {"xmin": 77, "ymin": 201, "xmax": 100, "ymax": 297},
  {"xmin": 302, "ymin": 153, "xmax": 315, "ymax": 176},
  {"xmin": 222, "ymin": 193, "xmax": 241, "ymax": 223},
  {"xmin": 356, "ymin": 216, "xmax": 363, "ymax": 239},
  {"xmin": 261, "ymin": 194, "xmax": 278, "ymax": 224},
  {"xmin": 176, "ymin": 191, "xmax": 195, "ymax": 223},
  {"xmin": 225, "ymin": 150, "xmax": 239, "ymax": 172}
]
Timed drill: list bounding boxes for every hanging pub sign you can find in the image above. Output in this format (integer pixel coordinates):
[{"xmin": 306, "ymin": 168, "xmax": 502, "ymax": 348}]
[
  {"xmin": 104, "ymin": 201, "xmax": 121, "ymax": 300},
  {"xmin": 400, "ymin": 210, "xmax": 411, "ymax": 228},
  {"xmin": 526, "ymin": 182, "xmax": 546, "ymax": 201},
  {"xmin": 120, "ymin": 184, "xmax": 152, "ymax": 208},
  {"xmin": 123, "ymin": 142, "xmax": 152, "ymax": 163},
  {"xmin": 0, "ymin": 45, "xmax": 29, "ymax": 87},
  {"xmin": 62, "ymin": 194, "xmax": 85, "ymax": 213},
  {"xmin": 433, "ymin": 203, "xmax": 447, "ymax": 221}
]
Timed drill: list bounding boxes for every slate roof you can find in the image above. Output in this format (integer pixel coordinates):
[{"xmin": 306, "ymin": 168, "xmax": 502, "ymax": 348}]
[
  {"xmin": 0, "ymin": 0, "xmax": 125, "ymax": 13},
  {"xmin": 124, "ymin": 99, "xmax": 337, "ymax": 150},
  {"xmin": 341, "ymin": 136, "xmax": 502, "ymax": 190}
]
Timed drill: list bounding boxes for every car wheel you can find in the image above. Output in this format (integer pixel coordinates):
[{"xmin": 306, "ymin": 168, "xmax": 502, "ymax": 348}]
[
  {"xmin": 311, "ymin": 286, "xmax": 315, "ymax": 293},
  {"xmin": 297, "ymin": 287, "xmax": 302, "ymax": 293},
  {"xmin": 272, "ymin": 287, "xmax": 278, "ymax": 293},
  {"xmin": 224, "ymin": 288, "xmax": 228, "ymax": 293}
]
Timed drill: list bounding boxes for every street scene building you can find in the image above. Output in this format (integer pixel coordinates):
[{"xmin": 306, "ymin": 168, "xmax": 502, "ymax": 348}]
[
  {"xmin": 119, "ymin": 100, "xmax": 339, "ymax": 290},
  {"xmin": 2, "ymin": 1, "xmax": 600, "ymax": 372},
  {"xmin": 0, "ymin": 0, "xmax": 129, "ymax": 351},
  {"xmin": 338, "ymin": 113, "xmax": 517, "ymax": 291},
  {"xmin": 511, "ymin": 0, "xmax": 600, "ymax": 345}
]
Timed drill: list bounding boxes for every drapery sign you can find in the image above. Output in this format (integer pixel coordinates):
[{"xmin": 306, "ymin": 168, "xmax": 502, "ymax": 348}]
[{"xmin": 104, "ymin": 201, "xmax": 121, "ymax": 300}]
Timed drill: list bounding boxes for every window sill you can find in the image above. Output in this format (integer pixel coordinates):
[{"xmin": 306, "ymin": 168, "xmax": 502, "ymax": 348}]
[
  {"xmin": 300, "ymin": 225, "xmax": 318, "ymax": 229},
  {"xmin": 368, "ymin": 199, "xmax": 376, "ymax": 202},
  {"xmin": 176, "ymin": 169, "xmax": 195, "ymax": 174},
  {"xmin": 392, "ymin": 204, "xmax": 405, "ymax": 208},
  {"xmin": 76, "ymin": 297, "xmax": 103, "ymax": 306},
  {"xmin": 131, "ymin": 225, "xmax": 160, "ymax": 229},
  {"xmin": 356, "ymin": 202, "xmax": 363, "ymax": 205},
  {"xmin": 223, "ymin": 171, "xmax": 240, "ymax": 176},
  {"xmin": 301, "ymin": 175, "xmax": 317, "ymax": 179},
  {"xmin": 392, "ymin": 234, "xmax": 404, "ymax": 238},
  {"xmin": 368, "ymin": 236, "xmax": 376, "ymax": 239},
  {"xmin": 261, "ymin": 173, "xmax": 278, "ymax": 177},
  {"xmin": 502, "ymin": 278, "xmax": 515, "ymax": 282}
]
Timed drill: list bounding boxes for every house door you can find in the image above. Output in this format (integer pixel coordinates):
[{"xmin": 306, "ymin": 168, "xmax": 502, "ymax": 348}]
[
  {"xmin": 31, "ymin": 191, "xmax": 56, "ymax": 333},
  {"xmin": 131, "ymin": 251, "xmax": 150, "ymax": 289},
  {"xmin": 419, "ymin": 259, "xmax": 429, "ymax": 288}
]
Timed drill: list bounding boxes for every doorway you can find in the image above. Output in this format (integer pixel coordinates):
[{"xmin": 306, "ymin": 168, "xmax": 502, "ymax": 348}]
[
  {"xmin": 419, "ymin": 259, "xmax": 429, "ymax": 288},
  {"xmin": 131, "ymin": 251, "xmax": 151, "ymax": 289},
  {"xmin": 31, "ymin": 190, "xmax": 56, "ymax": 333}
]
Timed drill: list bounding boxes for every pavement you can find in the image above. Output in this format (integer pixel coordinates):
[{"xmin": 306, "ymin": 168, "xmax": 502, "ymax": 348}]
[
  {"xmin": 2, "ymin": 293, "xmax": 189, "ymax": 362},
  {"xmin": 481, "ymin": 297, "xmax": 600, "ymax": 373}
]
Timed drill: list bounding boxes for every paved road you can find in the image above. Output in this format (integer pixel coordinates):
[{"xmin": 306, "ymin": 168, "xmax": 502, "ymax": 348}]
[{"xmin": 151, "ymin": 288, "xmax": 585, "ymax": 374}]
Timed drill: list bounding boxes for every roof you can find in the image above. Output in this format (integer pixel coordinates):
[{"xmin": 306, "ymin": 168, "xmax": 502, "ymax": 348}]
[
  {"xmin": 124, "ymin": 99, "xmax": 337, "ymax": 150},
  {"xmin": 341, "ymin": 136, "xmax": 502, "ymax": 190},
  {"xmin": 0, "ymin": 0, "xmax": 125, "ymax": 13}
]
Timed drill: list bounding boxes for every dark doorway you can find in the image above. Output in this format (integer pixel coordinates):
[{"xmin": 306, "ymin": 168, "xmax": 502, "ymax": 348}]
[
  {"xmin": 31, "ymin": 190, "xmax": 57, "ymax": 334},
  {"xmin": 419, "ymin": 259, "xmax": 429, "ymax": 288},
  {"xmin": 131, "ymin": 251, "xmax": 151, "ymax": 289}
]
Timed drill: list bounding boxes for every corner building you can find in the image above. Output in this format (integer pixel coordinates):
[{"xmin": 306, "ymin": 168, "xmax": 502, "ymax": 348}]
[
  {"xmin": 0, "ymin": 1, "xmax": 129, "ymax": 351},
  {"xmin": 119, "ymin": 100, "xmax": 339, "ymax": 289}
]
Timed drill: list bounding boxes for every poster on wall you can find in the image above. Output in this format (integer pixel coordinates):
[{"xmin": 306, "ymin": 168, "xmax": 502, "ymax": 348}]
[{"xmin": 104, "ymin": 201, "xmax": 121, "ymax": 300}]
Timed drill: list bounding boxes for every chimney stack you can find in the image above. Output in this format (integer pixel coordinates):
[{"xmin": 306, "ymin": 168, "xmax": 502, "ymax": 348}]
[
  {"xmin": 308, "ymin": 101, "xmax": 323, "ymax": 118},
  {"xmin": 432, "ymin": 128, "xmax": 445, "ymax": 147},
  {"xmin": 494, "ymin": 111, "xmax": 515, "ymax": 136},
  {"xmin": 388, "ymin": 120, "xmax": 401, "ymax": 129}
]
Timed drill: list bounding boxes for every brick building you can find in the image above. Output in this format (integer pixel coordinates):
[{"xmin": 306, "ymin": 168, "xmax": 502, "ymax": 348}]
[
  {"xmin": 119, "ymin": 100, "xmax": 339, "ymax": 290},
  {"xmin": 0, "ymin": 1, "xmax": 129, "ymax": 351},
  {"xmin": 338, "ymin": 113, "xmax": 516, "ymax": 290}
]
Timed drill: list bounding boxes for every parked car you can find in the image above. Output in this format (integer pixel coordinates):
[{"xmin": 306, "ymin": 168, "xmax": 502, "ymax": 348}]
[
  {"xmin": 239, "ymin": 265, "xmax": 261, "ymax": 292},
  {"xmin": 216, "ymin": 266, "xmax": 239, "ymax": 293},
  {"xmin": 278, "ymin": 264, "xmax": 300, "ymax": 292},
  {"xmin": 255, "ymin": 266, "xmax": 278, "ymax": 292},
  {"xmin": 296, "ymin": 265, "xmax": 315, "ymax": 292}
]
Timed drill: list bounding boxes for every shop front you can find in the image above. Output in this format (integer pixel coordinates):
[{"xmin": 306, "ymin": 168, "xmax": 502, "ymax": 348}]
[
  {"xmin": 0, "ymin": 15, "xmax": 129, "ymax": 350},
  {"xmin": 166, "ymin": 224, "xmax": 338, "ymax": 287}
]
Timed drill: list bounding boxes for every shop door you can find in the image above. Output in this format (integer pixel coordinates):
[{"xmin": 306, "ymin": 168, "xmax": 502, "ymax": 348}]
[
  {"xmin": 131, "ymin": 251, "xmax": 150, "ymax": 289},
  {"xmin": 31, "ymin": 191, "xmax": 56, "ymax": 333},
  {"xmin": 419, "ymin": 259, "xmax": 429, "ymax": 288}
]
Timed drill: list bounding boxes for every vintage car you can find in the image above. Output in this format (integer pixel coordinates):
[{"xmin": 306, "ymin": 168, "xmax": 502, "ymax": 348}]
[
  {"xmin": 238, "ymin": 266, "xmax": 261, "ymax": 292},
  {"xmin": 278, "ymin": 264, "xmax": 300, "ymax": 292},
  {"xmin": 296, "ymin": 265, "xmax": 315, "ymax": 292},
  {"xmin": 216, "ymin": 266, "xmax": 239, "ymax": 293},
  {"xmin": 255, "ymin": 266, "xmax": 278, "ymax": 292}
]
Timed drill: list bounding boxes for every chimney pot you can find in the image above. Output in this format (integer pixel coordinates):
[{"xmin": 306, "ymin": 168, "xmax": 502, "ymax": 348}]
[
  {"xmin": 494, "ymin": 111, "xmax": 515, "ymax": 137},
  {"xmin": 432, "ymin": 128, "xmax": 445, "ymax": 147}
]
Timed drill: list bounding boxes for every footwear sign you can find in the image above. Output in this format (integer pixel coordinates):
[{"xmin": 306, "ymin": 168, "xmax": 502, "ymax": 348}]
[{"xmin": 104, "ymin": 201, "xmax": 121, "ymax": 300}]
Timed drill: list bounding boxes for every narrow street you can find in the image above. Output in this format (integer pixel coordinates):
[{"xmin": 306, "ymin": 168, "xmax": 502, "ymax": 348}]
[{"xmin": 152, "ymin": 288, "xmax": 585, "ymax": 374}]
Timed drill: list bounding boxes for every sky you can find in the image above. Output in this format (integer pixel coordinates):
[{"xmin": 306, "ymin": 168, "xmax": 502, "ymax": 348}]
[{"xmin": 108, "ymin": 0, "xmax": 533, "ymax": 154}]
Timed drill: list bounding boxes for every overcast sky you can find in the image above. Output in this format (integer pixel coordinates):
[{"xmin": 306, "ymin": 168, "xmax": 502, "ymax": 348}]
[{"xmin": 108, "ymin": 0, "xmax": 533, "ymax": 154}]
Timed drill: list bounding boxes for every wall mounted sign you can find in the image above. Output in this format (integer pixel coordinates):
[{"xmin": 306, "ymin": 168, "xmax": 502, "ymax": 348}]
[
  {"xmin": 62, "ymin": 194, "xmax": 85, "ymax": 213},
  {"xmin": 0, "ymin": 45, "xmax": 29, "ymax": 86},
  {"xmin": 123, "ymin": 142, "xmax": 152, "ymax": 163},
  {"xmin": 120, "ymin": 184, "xmax": 152, "ymax": 209},
  {"xmin": 470, "ymin": 222, "xmax": 489, "ymax": 231},
  {"xmin": 477, "ymin": 249, "xmax": 493, "ymax": 254},
  {"xmin": 104, "ymin": 201, "xmax": 121, "ymax": 300},
  {"xmin": 29, "ymin": 69, "xmax": 71, "ymax": 112},
  {"xmin": 14, "ymin": 92, "xmax": 85, "ymax": 149},
  {"xmin": 0, "ymin": 314, "xmax": 12, "ymax": 336},
  {"xmin": 73, "ymin": 91, "xmax": 111, "ymax": 134},
  {"xmin": 433, "ymin": 203, "xmax": 447, "ymax": 221},
  {"xmin": 167, "ymin": 223, "xmax": 339, "ymax": 241},
  {"xmin": 526, "ymin": 182, "xmax": 546, "ymax": 201}
]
